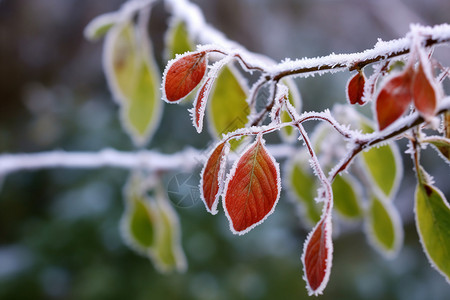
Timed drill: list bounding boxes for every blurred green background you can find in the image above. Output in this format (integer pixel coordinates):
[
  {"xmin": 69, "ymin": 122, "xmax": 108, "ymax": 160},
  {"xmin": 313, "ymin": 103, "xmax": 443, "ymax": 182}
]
[{"xmin": 1, "ymin": 0, "xmax": 449, "ymax": 299}]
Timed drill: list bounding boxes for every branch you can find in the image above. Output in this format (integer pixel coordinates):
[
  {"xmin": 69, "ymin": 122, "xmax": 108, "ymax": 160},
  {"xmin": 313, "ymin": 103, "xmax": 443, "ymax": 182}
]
[
  {"xmin": 165, "ymin": 1, "xmax": 450, "ymax": 79},
  {"xmin": 0, "ymin": 145, "xmax": 296, "ymax": 178},
  {"xmin": 328, "ymin": 97, "xmax": 450, "ymax": 181}
]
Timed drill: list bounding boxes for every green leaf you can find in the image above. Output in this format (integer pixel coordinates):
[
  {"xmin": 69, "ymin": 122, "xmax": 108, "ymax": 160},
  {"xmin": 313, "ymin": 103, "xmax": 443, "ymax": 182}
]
[
  {"xmin": 332, "ymin": 174, "xmax": 362, "ymax": 219},
  {"xmin": 415, "ymin": 183, "xmax": 450, "ymax": 282},
  {"xmin": 279, "ymin": 78, "xmax": 301, "ymax": 142},
  {"xmin": 84, "ymin": 12, "xmax": 118, "ymax": 41},
  {"xmin": 152, "ymin": 195, "xmax": 187, "ymax": 273},
  {"xmin": 121, "ymin": 174, "xmax": 157, "ymax": 255},
  {"xmin": 104, "ymin": 21, "xmax": 162, "ymax": 146},
  {"xmin": 286, "ymin": 156, "xmax": 321, "ymax": 225},
  {"xmin": 424, "ymin": 136, "xmax": 450, "ymax": 164},
  {"xmin": 207, "ymin": 65, "xmax": 249, "ymax": 149},
  {"xmin": 358, "ymin": 117, "xmax": 403, "ymax": 198},
  {"xmin": 360, "ymin": 143, "xmax": 402, "ymax": 198},
  {"xmin": 120, "ymin": 174, "xmax": 186, "ymax": 273},
  {"xmin": 165, "ymin": 19, "xmax": 195, "ymax": 60},
  {"xmin": 365, "ymin": 195, "xmax": 403, "ymax": 258}
]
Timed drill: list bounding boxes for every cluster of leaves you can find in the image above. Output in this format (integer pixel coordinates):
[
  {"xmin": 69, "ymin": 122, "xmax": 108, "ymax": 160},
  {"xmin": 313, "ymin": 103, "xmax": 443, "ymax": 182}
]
[
  {"xmin": 85, "ymin": 0, "xmax": 450, "ymax": 296},
  {"xmin": 84, "ymin": 0, "xmax": 193, "ymax": 272},
  {"xmin": 161, "ymin": 28, "xmax": 450, "ymax": 296}
]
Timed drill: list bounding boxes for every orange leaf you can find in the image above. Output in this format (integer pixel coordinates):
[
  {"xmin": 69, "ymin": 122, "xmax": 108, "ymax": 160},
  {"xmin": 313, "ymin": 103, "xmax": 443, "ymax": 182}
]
[
  {"xmin": 200, "ymin": 141, "xmax": 229, "ymax": 215},
  {"xmin": 347, "ymin": 70, "xmax": 366, "ymax": 105},
  {"xmin": 302, "ymin": 215, "xmax": 333, "ymax": 296},
  {"xmin": 376, "ymin": 70, "xmax": 413, "ymax": 130},
  {"xmin": 413, "ymin": 61, "xmax": 437, "ymax": 120},
  {"xmin": 163, "ymin": 52, "xmax": 207, "ymax": 103},
  {"xmin": 223, "ymin": 136, "xmax": 280, "ymax": 234},
  {"xmin": 193, "ymin": 77, "xmax": 213, "ymax": 133}
]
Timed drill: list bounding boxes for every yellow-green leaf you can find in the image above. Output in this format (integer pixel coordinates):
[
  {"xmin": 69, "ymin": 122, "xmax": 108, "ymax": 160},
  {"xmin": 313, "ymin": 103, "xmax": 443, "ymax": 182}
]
[
  {"xmin": 424, "ymin": 136, "xmax": 450, "ymax": 164},
  {"xmin": 165, "ymin": 19, "xmax": 194, "ymax": 60},
  {"xmin": 365, "ymin": 195, "xmax": 403, "ymax": 258},
  {"xmin": 279, "ymin": 78, "xmax": 301, "ymax": 142},
  {"xmin": 415, "ymin": 183, "xmax": 450, "ymax": 282},
  {"xmin": 207, "ymin": 65, "xmax": 249, "ymax": 149},
  {"xmin": 152, "ymin": 195, "xmax": 187, "ymax": 273},
  {"xmin": 121, "ymin": 193, "xmax": 157, "ymax": 253},
  {"xmin": 286, "ymin": 157, "xmax": 321, "ymax": 225},
  {"xmin": 84, "ymin": 12, "xmax": 118, "ymax": 41},
  {"xmin": 120, "ymin": 174, "xmax": 186, "ymax": 273},
  {"xmin": 104, "ymin": 21, "xmax": 162, "ymax": 146},
  {"xmin": 360, "ymin": 143, "xmax": 402, "ymax": 198},
  {"xmin": 332, "ymin": 174, "xmax": 362, "ymax": 219}
]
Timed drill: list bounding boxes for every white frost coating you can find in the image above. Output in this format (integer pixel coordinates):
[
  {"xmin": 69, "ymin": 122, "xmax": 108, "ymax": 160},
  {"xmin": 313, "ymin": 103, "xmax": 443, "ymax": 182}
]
[
  {"xmin": 271, "ymin": 23, "xmax": 450, "ymax": 78},
  {"xmin": 222, "ymin": 136, "xmax": 282, "ymax": 235},
  {"xmin": 198, "ymin": 141, "xmax": 230, "ymax": 215},
  {"xmin": 301, "ymin": 212, "xmax": 334, "ymax": 296},
  {"xmin": 0, "ymin": 145, "xmax": 295, "ymax": 178},
  {"xmin": 279, "ymin": 77, "xmax": 302, "ymax": 143},
  {"xmin": 269, "ymin": 83, "xmax": 289, "ymax": 123},
  {"xmin": 190, "ymin": 56, "xmax": 232, "ymax": 133},
  {"xmin": 414, "ymin": 185, "xmax": 450, "ymax": 284},
  {"xmin": 361, "ymin": 62, "xmax": 386, "ymax": 105},
  {"xmin": 364, "ymin": 194, "xmax": 404, "ymax": 259}
]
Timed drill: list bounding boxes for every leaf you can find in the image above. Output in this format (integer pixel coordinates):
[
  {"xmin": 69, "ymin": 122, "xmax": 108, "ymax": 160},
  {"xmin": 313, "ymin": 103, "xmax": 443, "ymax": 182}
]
[
  {"xmin": 165, "ymin": 19, "xmax": 194, "ymax": 60},
  {"xmin": 332, "ymin": 174, "xmax": 362, "ymax": 219},
  {"xmin": 121, "ymin": 174, "xmax": 186, "ymax": 273},
  {"xmin": 192, "ymin": 77, "xmax": 213, "ymax": 133},
  {"xmin": 346, "ymin": 70, "xmax": 366, "ymax": 105},
  {"xmin": 365, "ymin": 195, "xmax": 403, "ymax": 258},
  {"xmin": 413, "ymin": 58, "xmax": 438, "ymax": 120},
  {"xmin": 375, "ymin": 69, "xmax": 413, "ymax": 130},
  {"xmin": 360, "ymin": 142, "xmax": 402, "ymax": 198},
  {"xmin": 152, "ymin": 194, "xmax": 187, "ymax": 273},
  {"xmin": 121, "ymin": 193, "xmax": 157, "ymax": 254},
  {"xmin": 104, "ymin": 21, "xmax": 162, "ymax": 146},
  {"xmin": 207, "ymin": 65, "xmax": 250, "ymax": 149},
  {"xmin": 424, "ymin": 136, "xmax": 450, "ymax": 164},
  {"xmin": 415, "ymin": 183, "xmax": 450, "ymax": 283},
  {"xmin": 200, "ymin": 141, "xmax": 230, "ymax": 215},
  {"xmin": 286, "ymin": 157, "xmax": 321, "ymax": 224},
  {"xmin": 302, "ymin": 214, "xmax": 333, "ymax": 296},
  {"xmin": 279, "ymin": 79, "xmax": 302, "ymax": 142},
  {"xmin": 84, "ymin": 12, "xmax": 118, "ymax": 41},
  {"xmin": 163, "ymin": 51, "xmax": 208, "ymax": 103},
  {"xmin": 223, "ymin": 136, "xmax": 281, "ymax": 234}
]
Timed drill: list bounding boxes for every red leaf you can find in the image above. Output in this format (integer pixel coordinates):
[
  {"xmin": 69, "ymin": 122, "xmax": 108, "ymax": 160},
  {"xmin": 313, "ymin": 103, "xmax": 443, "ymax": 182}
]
[
  {"xmin": 223, "ymin": 136, "xmax": 280, "ymax": 234},
  {"xmin": 375, "ymin": 70, "xmax": 413, "ymax": 130},
  {"xmin": 302, "ymin": 215, "xmax": 333, "ymax": 296},
  {"xmin": 200, "ymin": 141, "xmax": 229, "ymax": 215},
  {"xmin": 413, "ymin": 61, "xmax": 437, "ymax": 120},
  {"xmin": 163, "ymin": 52, "xmax": 207, "ymax": 103},
  {"xmin": 347, "ymin": 70, "xmax": 366, "ymax": 105},
  {"xmin": 193, "ymin": 77, "xmax": 213, "ymax": 133}
]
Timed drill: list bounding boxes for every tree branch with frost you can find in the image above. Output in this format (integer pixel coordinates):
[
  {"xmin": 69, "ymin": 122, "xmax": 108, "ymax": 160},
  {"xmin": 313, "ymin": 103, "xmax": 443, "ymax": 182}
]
[
  {"xmin": 5, "ymin": 0, "xmax": 450, "ymax": 296},
  {"xmin": 0, "ymin": 145, "xmax": 297, "ymax": 178}
]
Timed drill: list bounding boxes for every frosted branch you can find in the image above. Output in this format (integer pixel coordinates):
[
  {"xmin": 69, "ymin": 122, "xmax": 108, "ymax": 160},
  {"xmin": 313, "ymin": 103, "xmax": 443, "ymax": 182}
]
[{"xmin": 0, "ymin": 145, "xmax": 296, "ymax": 178}]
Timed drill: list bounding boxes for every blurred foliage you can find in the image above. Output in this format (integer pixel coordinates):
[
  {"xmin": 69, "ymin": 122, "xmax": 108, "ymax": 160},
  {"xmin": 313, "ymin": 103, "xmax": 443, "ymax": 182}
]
[{"xmin": 1, "ymin": 0, "xmax": 449, "ymax": 299}]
